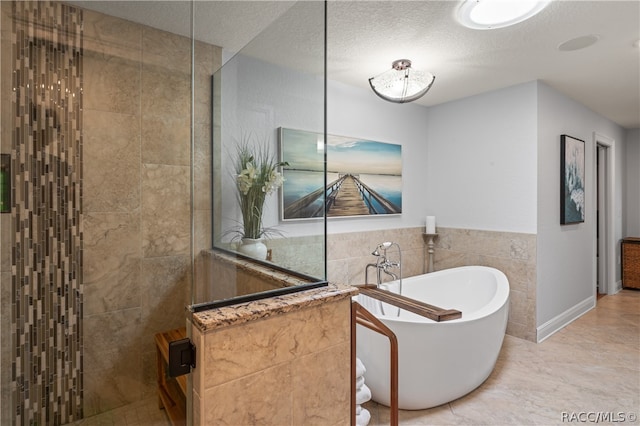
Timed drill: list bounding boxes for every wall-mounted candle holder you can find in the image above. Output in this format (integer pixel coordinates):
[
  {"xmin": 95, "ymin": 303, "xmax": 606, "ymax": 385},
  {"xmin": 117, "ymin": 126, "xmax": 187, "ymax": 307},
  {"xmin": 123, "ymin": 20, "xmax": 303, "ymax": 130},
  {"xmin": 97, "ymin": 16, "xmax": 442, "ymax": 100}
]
[{"xmin": 422, "ymin": 233, "xmax": 438, "ymax": 273}]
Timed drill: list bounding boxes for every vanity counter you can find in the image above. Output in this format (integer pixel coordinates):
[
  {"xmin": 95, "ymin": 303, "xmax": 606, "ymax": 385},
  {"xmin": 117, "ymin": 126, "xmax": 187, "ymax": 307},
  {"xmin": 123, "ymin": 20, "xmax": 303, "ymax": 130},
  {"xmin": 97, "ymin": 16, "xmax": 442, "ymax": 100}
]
[{"xmin": 191, "ymin": 282, "xmax": 357, "ymax": 332}]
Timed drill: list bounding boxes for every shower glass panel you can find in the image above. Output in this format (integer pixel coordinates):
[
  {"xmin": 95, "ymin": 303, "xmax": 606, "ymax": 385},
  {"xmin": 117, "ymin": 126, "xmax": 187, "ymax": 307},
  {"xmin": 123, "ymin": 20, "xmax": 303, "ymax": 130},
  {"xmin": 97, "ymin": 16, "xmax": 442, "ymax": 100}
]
[
  {"xmin": 1, "ymin": 0, "xmax": 326, "ymax": 423},
  {"xmin": 193, "ymin": 1, "xmax": 327, "ymax": 307},
  {"xmin": 2, "ymin": 0, "xmax": 195, "ymax": 424}
]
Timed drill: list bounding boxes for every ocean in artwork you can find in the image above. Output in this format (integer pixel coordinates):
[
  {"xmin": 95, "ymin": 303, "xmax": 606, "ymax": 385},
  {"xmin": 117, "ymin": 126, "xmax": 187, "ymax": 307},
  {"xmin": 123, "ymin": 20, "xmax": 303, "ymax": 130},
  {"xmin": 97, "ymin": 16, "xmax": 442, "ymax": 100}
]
[
  {"xmin": 282, "ymin": 170, "xmax": 402, "ymax": 218},
  {"xmin": 280, "ymin": 128, "xmax": 403, "ymax": 219}
]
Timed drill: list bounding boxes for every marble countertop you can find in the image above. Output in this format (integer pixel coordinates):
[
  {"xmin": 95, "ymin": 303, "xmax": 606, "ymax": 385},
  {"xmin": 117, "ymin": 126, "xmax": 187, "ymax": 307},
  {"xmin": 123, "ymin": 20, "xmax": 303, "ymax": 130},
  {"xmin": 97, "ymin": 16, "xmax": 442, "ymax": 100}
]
[
  {"xmin": 191, "ymin": 282, "xmax": 357, "ymax": 332},
  {"xmin": 192, "ymin": 250, "xmax": 357, "ymax": 332}
]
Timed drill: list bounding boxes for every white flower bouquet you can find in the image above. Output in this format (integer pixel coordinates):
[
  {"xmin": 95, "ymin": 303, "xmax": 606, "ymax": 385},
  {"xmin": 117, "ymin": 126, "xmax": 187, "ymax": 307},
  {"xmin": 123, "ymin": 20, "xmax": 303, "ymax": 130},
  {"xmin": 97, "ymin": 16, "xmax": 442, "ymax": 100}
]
[{"xmin": 234, "ymin": 141, "xmax": 287, "ymax": 240}]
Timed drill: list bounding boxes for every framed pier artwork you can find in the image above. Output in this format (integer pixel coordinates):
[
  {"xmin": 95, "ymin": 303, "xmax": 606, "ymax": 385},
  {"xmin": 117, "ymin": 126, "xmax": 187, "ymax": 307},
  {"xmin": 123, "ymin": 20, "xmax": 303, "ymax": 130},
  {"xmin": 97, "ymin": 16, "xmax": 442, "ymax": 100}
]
[
  {"xmin": 560, "ymin": 134, "xmax": 585, "ymax": 225},
  {"xmin": 279, "ymin": 127, "xmax": 402, "ymax": 220}
]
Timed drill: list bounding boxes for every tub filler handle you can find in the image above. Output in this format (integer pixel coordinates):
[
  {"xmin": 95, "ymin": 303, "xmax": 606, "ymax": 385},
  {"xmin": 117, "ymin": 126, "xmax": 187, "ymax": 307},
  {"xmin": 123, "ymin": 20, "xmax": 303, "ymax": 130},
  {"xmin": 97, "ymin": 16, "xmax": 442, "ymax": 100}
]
[
  {"xmin": 352, "ymin": 300, "xmax": 399, "ymax": 426},
  {"xmin": 358, "ymin": 285, "xmax": 462, "ymax": 322}
]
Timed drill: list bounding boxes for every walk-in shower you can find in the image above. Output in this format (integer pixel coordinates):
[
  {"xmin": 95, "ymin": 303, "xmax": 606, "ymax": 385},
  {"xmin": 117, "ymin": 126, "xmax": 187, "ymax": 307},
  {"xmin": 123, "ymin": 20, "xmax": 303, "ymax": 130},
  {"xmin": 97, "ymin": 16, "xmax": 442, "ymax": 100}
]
[{"xmin": 1, "ymin": 1, "xmax": 327, "ymax": 424}]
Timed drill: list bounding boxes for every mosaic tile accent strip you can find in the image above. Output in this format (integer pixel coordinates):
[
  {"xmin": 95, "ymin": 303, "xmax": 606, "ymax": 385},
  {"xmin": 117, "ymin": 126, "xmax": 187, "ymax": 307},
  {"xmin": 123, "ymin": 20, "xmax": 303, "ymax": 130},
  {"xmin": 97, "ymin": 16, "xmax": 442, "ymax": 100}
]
[{"xmin": 10, "ymin": 1, "xmax": 84, "ymax": 424}]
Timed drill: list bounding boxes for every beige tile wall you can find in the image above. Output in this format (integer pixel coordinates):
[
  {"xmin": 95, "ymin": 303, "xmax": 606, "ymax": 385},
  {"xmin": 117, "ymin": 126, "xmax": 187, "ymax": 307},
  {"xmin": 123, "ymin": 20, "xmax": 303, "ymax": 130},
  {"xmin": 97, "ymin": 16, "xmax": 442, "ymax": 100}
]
[
  {"xmin": 192, "ymin": 297, "xmax": 352, "ymax": 425},
  {"xmin": 195, "ymin": 251, "xmax": 292, "ymax": 302},
  {"xmin": 81, "ymin": 8, "xmax": 220, "ymax": 415},
  {"xmin": 322, "ymin": 226, "xmax": 536, "ymax": 341},
  {"xmin": 327, "ymin": 227, "xmax": 427, "ymax": 286},
  {"xmin": 434, "ymin": 227, "xmax": 537, "ymax": 341},
  {"xmin": 267, "ymin": 235, "xmax": 325, "ymax": 278},
  {"xmin": 215, "ymin": 225, "xmax": 536, "ymax": 341}
]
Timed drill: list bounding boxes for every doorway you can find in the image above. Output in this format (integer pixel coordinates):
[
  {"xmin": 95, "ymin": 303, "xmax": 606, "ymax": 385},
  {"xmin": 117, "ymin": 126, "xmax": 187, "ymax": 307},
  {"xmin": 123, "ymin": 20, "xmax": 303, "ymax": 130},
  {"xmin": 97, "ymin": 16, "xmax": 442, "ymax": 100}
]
[
  {"xmin": 597, "ymin": 144, "xmax": 608, "ymax": 296},
  {"xmin": 594, "ymin": 132, "xmax": 616, "ymax": 297}
]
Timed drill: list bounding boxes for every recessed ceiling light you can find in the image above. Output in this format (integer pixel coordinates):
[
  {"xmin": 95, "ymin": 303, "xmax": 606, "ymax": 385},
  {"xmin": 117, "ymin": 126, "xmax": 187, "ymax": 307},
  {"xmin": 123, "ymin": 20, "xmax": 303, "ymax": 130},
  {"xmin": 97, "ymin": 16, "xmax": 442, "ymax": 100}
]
[
  {"xmin": 558, "ymin": 34, "xmax": 600, "ymax": 52},
  {"xmin": 457, "ymin": 0, "xmax": 550, "ymax": 30}
]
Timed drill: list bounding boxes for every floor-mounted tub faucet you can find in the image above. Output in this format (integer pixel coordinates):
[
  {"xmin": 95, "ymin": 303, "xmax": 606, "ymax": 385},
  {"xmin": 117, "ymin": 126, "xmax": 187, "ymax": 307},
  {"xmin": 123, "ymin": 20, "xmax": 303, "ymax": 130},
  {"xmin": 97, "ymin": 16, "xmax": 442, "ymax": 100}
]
[
  {"xmin": 365, "ymin": 241, "xmax": 403, "ymax": 316},
  {"xmin": 365, "ymin": 241, "xmax": 402, "ymax": 288}
]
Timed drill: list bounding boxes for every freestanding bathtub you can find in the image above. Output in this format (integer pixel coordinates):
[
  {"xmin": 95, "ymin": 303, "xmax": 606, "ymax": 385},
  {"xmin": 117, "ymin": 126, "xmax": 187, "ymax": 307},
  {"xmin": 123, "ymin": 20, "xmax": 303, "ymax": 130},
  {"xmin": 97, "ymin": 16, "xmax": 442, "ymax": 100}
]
[{"xmin": 356, "ymin": 266, "xmax": 510, "ymax": 410}]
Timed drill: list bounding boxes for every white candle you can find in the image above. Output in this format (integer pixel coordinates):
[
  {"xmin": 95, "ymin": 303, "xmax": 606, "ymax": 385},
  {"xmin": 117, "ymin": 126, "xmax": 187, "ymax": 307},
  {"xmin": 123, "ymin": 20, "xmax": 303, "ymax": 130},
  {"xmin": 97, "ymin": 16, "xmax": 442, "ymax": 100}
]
[{"xmin": 426, "ymin": 216, "xmax": 436, "ymax": 234}]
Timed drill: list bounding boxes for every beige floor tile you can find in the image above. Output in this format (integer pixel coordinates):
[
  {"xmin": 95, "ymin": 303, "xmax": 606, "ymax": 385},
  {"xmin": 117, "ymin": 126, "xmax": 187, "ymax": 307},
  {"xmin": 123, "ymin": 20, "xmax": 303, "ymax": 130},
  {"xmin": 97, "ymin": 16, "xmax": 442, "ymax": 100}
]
[
  {"xmin": 73, "ymin": 397, "xmax": 170, "ymax": 426},
  {"xmin": 364, "ymin": 289, "xmax": 640, "ymax": 426}
]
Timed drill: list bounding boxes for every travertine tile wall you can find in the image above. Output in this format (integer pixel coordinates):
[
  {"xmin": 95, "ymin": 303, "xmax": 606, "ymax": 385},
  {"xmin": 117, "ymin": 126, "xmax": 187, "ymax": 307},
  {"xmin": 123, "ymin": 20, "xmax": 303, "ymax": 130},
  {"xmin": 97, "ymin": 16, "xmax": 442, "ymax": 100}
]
[
  {"xmin": 80, "ymin": 7, "xmax": 219, "ymax": 416},
  {"xmin": 326, "ymin": 227, "xmax": 428, "ymax": 286},
  {"xmin": 267, "ymin": 235, "xmax": 325, "ymax": 279},
  {"xmin": 191, "ymin": 297, "xmax": 352, "ymax": 426},
  {"xmin": 195, "ymin": 250, "xmax": 324, "ymax": 303},
  {"xmin": 0, "ymin": 4, "xmax": 215, "ymax": 418},
  {"xmin": 245, "ymin": 228, "xmax": 427, "ymax": 286},
  {"xmin": 195, "ymin": 250, "xmax": 284, "ymax": 301},
  {"xmin": 433, "ymin": 227, "xmax": 537, "ymax": 341},
  {"xmin": 323, "ymin": 226, "xmax": 537, "ymax": 341},
  {"xmin": 230, "ymin": 226, "xmax": 536, "ymax": 341}
]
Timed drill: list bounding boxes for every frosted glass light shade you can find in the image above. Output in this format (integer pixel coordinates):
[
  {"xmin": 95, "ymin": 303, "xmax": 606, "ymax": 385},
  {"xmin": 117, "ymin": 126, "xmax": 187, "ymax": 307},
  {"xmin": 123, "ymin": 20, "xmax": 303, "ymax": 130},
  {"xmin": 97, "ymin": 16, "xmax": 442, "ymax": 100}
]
[
  {"xmin": 457, "ymin": 0, "xmax": 550, "ymax": 30},
  {"xmin": 369, "ymin": 59, "xmax": 435, "ymax": 104}
]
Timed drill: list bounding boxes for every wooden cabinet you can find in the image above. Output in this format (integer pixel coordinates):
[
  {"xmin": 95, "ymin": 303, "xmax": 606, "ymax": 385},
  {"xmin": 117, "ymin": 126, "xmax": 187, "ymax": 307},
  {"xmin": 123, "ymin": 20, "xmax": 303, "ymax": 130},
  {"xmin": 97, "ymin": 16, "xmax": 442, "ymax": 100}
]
[
  {"xmin": 622, "ymin": 237, "xmax": 640, "ymax": 289},
  {"xmin": 155, "ymin": 327, "xmax": 187, "ymax": 425}
]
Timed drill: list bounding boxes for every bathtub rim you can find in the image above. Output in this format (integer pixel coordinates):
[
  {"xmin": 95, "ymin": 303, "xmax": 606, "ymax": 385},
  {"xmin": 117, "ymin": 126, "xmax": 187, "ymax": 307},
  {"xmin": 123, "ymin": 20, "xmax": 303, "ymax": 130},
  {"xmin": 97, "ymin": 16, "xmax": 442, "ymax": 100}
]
[{"xmin": 358, "ymin": 265, "xmax": 510, "ymax": 324}]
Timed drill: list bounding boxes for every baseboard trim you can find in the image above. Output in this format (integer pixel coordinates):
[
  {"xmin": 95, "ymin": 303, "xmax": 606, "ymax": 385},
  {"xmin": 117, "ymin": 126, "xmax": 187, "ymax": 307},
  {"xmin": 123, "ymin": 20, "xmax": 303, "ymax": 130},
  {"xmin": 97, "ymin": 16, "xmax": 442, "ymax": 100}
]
[
  {"xmin": 536, "ymin": 296, "xmax": 595, "ymax": 343},
  {"xmin": 612, "ymin": 280, "xmax": 622, "ymax": 294}
]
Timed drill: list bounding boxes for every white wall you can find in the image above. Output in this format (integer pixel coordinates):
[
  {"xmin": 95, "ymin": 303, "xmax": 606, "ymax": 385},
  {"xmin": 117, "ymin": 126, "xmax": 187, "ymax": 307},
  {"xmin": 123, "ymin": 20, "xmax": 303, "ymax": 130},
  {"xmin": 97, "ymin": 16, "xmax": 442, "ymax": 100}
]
[
  {"xmin": 219, "ymin": 53, "xmax": 324, "ymax": 239},
  {"xmin": 625, "ymin": 128, "xmax": 640, "ymax": 236},
  {"xmin": 326, "ymin": 80, "xmax": 430, "ymax": 234},
  {"xmin": 536, "ymin": 81, "xmax": 626, "ymax": 329},
  {"xmin": 221, "ymin": 55, "xmax": 542, "ymax": 239},
  {"xmin": 312, "ymin": 78, "xmax": 541, "ymax": 237},
  {"xmin": 219, "ymin": 54, "xmax": 431, "ymax": 238},
  {"xmin": 425, "ymin": 82, "xmax": 539, "ymax": 233}
]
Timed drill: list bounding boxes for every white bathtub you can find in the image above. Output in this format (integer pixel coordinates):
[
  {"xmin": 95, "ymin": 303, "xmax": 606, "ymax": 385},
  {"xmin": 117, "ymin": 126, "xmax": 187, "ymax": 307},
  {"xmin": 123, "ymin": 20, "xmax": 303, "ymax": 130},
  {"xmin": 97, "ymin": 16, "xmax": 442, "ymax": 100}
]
[{"xmin": 356, "ymin": 266, "xmax": 509, "ymax": 410}]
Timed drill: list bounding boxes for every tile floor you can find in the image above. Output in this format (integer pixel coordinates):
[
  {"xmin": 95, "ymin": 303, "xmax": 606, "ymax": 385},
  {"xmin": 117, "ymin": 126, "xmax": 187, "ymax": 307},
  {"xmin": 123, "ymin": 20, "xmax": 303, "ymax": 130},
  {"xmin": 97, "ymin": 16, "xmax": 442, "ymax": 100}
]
[
  {"xmin": 75, "ymin": 290, "xmax": 639, "ymax": 426},
  {"xmin": 365, "ymin": 289, "xmax": 640, "ymax": 425},
  {"xmin": 72, "ymin": 397, "xmax": 171, "ymax": 426}
]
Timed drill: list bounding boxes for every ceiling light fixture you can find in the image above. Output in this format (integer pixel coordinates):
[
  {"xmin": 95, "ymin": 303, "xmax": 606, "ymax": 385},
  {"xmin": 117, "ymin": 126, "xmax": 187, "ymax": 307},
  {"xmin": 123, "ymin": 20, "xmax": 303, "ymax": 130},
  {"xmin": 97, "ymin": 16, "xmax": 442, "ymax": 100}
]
[
  {"xmin": 369, "ymin": 59, "xmax": 435, "ymax": 104},
  {"xmin": 457, "ymin": 0, "xmax": 550, "ymax": 30}
]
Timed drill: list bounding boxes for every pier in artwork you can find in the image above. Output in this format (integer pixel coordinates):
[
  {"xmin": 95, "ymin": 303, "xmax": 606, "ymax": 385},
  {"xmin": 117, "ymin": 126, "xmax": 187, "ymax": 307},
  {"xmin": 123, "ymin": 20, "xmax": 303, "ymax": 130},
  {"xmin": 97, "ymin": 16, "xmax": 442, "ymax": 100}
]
[{"xmin": 284, "ymin": 174, "xmax": 400, "ymax": 219}]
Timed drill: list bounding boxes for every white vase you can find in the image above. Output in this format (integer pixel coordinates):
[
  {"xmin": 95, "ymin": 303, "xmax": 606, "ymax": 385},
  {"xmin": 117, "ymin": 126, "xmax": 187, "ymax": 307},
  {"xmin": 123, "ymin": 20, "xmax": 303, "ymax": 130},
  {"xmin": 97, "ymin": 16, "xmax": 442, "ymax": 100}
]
[{"xmin": 237, "ymin": 238, "xmax": 268, "ymax": 260}]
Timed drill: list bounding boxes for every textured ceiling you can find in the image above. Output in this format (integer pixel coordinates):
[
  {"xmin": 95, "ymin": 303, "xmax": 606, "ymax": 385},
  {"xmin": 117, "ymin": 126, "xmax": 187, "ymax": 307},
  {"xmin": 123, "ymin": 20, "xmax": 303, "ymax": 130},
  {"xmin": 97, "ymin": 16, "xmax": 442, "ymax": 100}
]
[{"xmin": 71, "ymin": 1, "xmax": 640, "ymax": 129}]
